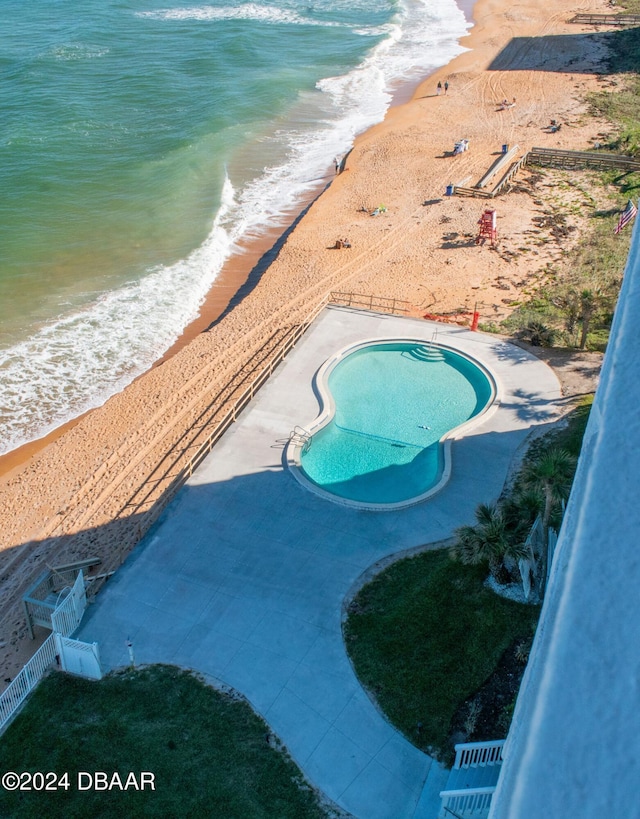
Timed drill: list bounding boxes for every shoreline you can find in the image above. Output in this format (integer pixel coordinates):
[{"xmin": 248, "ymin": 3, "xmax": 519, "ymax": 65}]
[
  {"xmin": 0, "ymin": 1, "xmax": 475, "ymax": 483},
  {"xmin": 0, "ymin": 181, "xmax": 333, "ymax": 484}
]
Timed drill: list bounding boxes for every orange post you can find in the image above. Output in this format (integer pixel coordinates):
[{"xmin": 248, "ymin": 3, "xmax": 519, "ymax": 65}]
[{"xmin": 470, "ymin": 301, "xmax": 480, "ymax": 331}]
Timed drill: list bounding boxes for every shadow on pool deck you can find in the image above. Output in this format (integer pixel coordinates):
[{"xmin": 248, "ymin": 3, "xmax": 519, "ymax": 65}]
[
  {"xmin": 73, "ymin": 428, "xmax": 552, "ymax": 819},
  {"xmin": 74, "ymin": 309, "xmax": 563, "ymax": 819}
]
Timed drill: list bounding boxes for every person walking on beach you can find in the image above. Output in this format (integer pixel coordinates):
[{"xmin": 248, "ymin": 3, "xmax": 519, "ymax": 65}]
[
  {"xmin": 444, "ymin": 81, "xmax": 449, "ymax": 94},
  {"xmin": 436, "ymin": 81, "xmax": 442, "ymax": 96},
  {"xmin": 334, "ymin": 156, "xmax": 341, "ymax": 174}
]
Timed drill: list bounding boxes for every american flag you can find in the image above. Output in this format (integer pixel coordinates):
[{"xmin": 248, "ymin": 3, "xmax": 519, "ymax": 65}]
[{"xmin": 614, "ymin": 199, "xmax": 638, "ymax": 234}]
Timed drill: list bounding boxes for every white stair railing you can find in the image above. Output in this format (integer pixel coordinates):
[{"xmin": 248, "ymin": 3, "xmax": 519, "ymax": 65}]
[
  {"xmin": 454, "ymin": 739, "xmax": 505, "ymax": 768},
  {"xmin": 50, "ymin": 571, "xmax": 87, "ymax": 637},
  {"xmin": 440, "ymin": 786, "xmax": 496, "ymax": 817},
  {"xmin": 439, "ymin": 740, "xmax": 506, "ymax": 818}
]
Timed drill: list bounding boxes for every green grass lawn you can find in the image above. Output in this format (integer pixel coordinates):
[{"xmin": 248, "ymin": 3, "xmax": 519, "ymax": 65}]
[
  {"xmin": 344, "ymin": 551, "xmax": 539, "ymax": 762},
  {"xmin": 0, "ymin": 665, "xmax": 328, "ymax": 819}
]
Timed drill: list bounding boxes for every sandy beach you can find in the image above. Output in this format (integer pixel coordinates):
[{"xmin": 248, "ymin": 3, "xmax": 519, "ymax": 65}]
[{"xmin": 0, "ymin": 0, "xmax": 612, "ymax": 679}]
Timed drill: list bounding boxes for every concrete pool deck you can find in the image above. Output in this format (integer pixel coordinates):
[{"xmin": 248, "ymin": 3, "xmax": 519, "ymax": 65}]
[{"xmin": 77, "ymin": 307, "xmax": 562, "ymax": 819}]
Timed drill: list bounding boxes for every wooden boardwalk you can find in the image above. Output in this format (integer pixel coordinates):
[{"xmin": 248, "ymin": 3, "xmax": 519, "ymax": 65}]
[
  {"xmin": 476, "ymin": 145, "xmax": 520, "ymax": 189},
  {"xmin": 526, "ymin": 147, "xmax": 640, "ymax": 172},
  {"xmin": 450, "ymin": 147, "xmax": 640, "ymax": 199},
  {"xmin": 570, "ymin": 12, "xmax": 640, "ymax": 25}
]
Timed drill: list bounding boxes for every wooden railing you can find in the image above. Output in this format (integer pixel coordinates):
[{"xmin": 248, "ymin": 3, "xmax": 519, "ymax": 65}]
[
  {"xmin": 475, "ymin": 145, "xmax": 519, "ymax": 190},
  {"xmin": 491, "ymin": 155, "xmax": 529, "ymax": 196},
  {"xmin": 329, "ymin": 291, "xmax": 410, "ymax": 315},
  {"xmin": 570, "ymin": 12, "xmax": 640, "ymax": 25},
  {"xmin": 450, "ymin": 147, "xmax": 640, "ymax": 199},
  {"xmin": 452, "ymin": 149, "xmax": 525, "ymax": 199},
  {"xmin": 450, "ymin": 186, "xmax": 494, "ymax": 199},
  {"xmin": 525, "ymin": 147, "xmax": 640, "ymax": 172}
]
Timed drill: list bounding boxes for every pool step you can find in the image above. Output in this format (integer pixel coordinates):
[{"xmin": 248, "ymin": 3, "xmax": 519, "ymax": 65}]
[{"xmin": 412, "ymin": 344, "xmax": 445, "ymax": 362}]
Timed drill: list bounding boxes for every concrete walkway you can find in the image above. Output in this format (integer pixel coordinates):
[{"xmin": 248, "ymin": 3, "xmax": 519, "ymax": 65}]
[{"xmin": 77, "ymin": 308, "xmax": 562, "ymax": 819}]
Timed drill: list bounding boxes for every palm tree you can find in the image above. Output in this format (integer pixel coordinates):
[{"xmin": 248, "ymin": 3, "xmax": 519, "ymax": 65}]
[
  {"xmin": 520, "ymin": 447, "xmax": 577, "ymax": 591},
  {"xmin": 503, "ymin": 489, "xmax": 543, "ymax": 537},
  {"xmin": 522, "ymin": 320, "xmax": 556, "ymax": 348},
  {"xmin": 578, "ymin": 289, "xmax": 598, "ymax": 350},
  {"xmin": 451, "ymin": 503, "xmax": 528, "ymax": 584}
]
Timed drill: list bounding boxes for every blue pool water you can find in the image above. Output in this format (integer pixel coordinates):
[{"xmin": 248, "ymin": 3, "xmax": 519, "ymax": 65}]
[{"xmin": 299, "ymin": 342, "xmax": 493, "ymax": 504}]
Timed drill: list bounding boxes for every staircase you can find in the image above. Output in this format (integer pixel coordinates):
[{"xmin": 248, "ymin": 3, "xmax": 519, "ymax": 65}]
[
  {"xmin": 412, "ymin": 335, "xmax": 445, "ymax": 363},
  {"xmin": 438, "ymin": 740, "xmax": 505, "ymax": 818}
]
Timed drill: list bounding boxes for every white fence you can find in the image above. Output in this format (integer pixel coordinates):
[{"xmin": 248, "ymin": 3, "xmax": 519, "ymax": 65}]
[
  {"xmin": 0, "ymin": 572, "xmax": 100, "ymax": 732},
  {"xmin": 54, "ymin": 634, "xmax": 102, "ymax": 680},
  {"xmin": 50, "ymin": 571, "xmax": 86, "ymax": 636},
  {"xmin": 0, "ymin": 634, "xmax": 58, "ymax": 730}
]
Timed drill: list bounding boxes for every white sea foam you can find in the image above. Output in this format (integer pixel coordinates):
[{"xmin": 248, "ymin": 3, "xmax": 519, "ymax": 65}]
[
  {"xmin": 0, "ymin": 177, "xmax": 238, "ymax": 455},
  {"xmin": 1, "ymin": 0, "xmax": 471, "ymax": 455},
  {"xmin": 223, "ymin": 0, "xmax": 470, "ymax": 239},
  {"xmin": 137, "ymin": 4, "xmax": 342, "ymax": 26},
  {"xmin": 49, "ymin": 43, "xmax": 110, "ymax": 60}
]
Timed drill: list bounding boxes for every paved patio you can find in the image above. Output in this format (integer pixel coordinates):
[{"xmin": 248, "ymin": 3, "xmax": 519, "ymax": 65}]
[{"xmin": 77, "ymin": 307, "xmax": 562, "ymax": 819}]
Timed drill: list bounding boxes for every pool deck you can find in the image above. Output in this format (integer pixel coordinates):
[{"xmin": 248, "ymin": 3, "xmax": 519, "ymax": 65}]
[{"xmin": 77, "ymin": 307, "xmax": 562, "ymax": 819}]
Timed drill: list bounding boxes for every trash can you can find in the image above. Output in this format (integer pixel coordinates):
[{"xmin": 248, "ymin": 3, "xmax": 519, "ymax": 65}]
[
  {"xmin": 446, "ymin": 184, "xmax": 454, "ymax": 196},
  {"xmin": 502, "ymin": 144, "xmax": 509, "ymax": 154}
]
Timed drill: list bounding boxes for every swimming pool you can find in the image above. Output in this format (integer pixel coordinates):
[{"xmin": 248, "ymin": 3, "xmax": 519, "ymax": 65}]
[{"xmin": 289, "ymin": 339, "xmax": 496, "ymax": 509}]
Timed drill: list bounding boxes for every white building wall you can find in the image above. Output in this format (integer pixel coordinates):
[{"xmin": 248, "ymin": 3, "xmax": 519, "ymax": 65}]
[{"xmin": 490, "ymin": 213, "xmax": 640, "ymax": 819}]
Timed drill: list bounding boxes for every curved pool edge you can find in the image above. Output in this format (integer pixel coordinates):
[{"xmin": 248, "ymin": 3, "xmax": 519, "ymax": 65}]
[{"xmin": 285, "ymin": 336, "xmax": 500, "ymax": 511}]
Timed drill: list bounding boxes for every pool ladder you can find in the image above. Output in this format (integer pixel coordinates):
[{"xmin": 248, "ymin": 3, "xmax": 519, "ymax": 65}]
[{"xmin": 290, "ymin": 425, "xmax": 312, "ymax": 453}]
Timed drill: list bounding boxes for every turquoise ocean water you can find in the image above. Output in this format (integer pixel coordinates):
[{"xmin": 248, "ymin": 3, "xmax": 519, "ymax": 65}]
[{"xmin": 0, "ymin": 0, "xmax": 470, "ymax": 456}]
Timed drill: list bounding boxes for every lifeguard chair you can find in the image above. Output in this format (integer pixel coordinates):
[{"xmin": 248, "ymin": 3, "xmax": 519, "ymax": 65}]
[{"xmin": 476, "ymin": 208, "xmax": 497, "ymax": 246}]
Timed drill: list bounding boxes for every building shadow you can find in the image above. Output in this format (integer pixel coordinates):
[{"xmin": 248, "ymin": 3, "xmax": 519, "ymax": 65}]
[{"xmin": 488, "ymin": 28, "xmax": 640, "ymax": 74}]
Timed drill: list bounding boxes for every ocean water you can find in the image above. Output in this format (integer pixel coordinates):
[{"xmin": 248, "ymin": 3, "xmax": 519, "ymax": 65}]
[{"xmin": 0, "ymin": 0, "xmax": 470, "ymax": 457}]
